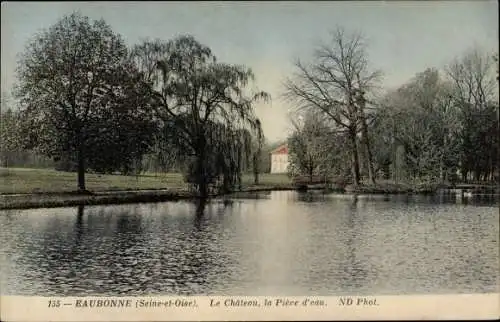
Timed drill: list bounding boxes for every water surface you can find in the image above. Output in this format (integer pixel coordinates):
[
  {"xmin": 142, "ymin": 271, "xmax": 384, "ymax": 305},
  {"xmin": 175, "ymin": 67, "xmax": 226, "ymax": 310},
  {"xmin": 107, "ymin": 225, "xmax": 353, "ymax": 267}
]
[{"xmin": 1, "ymin": 191, "xmax": 498, "ymax": 295}]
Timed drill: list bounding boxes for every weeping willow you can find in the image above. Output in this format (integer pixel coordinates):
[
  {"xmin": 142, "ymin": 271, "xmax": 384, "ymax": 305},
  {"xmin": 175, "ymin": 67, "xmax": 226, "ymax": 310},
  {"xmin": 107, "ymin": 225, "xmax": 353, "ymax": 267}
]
[
  {"xmin": 182, "ymin": 120, "xmax": 256, "ymax": 195},
  {"xmin": 212, "ymin": 124, "xmax": 253, "ymax": 193},
  {"xmin": 131, "ymin": 35, "xmax": 269, "ymax": 198}
]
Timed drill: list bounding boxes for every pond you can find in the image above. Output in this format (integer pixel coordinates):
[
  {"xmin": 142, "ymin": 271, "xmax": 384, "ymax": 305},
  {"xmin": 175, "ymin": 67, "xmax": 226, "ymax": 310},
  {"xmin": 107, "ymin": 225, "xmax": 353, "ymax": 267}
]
[{"xmin": 0, "ymin": 191, "xmax": 498, "ymax": 296}]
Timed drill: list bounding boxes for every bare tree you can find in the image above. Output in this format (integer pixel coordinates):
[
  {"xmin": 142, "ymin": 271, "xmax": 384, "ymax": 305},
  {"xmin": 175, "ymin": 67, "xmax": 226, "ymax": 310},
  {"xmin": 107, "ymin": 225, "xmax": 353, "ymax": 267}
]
[
  {"xmin": 354, "ymin": 81, "xmax": 376, "ymax": 184},
  {"xmin": 284, "ymin": 27, "xmax": 381, "ymax": 185},
  {"xmin": 446, "ymin": 48, "xmax": 496, "ymax": 111},
  {"xmin": 445, "ymin": 48, "xmax": 498, "ymax": 181}
]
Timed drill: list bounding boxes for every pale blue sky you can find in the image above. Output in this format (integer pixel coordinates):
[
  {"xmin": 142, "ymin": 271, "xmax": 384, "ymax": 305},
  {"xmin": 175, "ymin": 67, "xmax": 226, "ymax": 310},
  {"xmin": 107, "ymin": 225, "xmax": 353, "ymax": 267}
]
[{"xmin": 1, "ymin": 1, "xmax": 498, "ymax": 142}]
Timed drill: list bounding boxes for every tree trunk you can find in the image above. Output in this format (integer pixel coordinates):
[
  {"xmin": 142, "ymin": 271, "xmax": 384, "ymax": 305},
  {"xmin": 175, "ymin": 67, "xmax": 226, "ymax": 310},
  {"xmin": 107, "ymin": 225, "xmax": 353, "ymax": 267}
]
[
  {"xmin": 440, "ymin": 136, "xmax": 447, "ymax": 183},
  {"xmin": 497, "ymin": 104, "xmax": 500, "ymax": 183},
  {"xmin": 76, "ymin": 140, "xmax": 86, "ymax": 192},
  {"xmin": 349, "ymin": 128, "xmax": 361, "ymax": 185},
  {"xmin": 237, "ymin": 172, "xmax": 242, "ymax": 190},
  {"xmin": 359, "ymin": 107, "xmax": 376, "ymax": 185},
  {"xmin": 362, "ymin": 130, "xmax": 375, "ymax": 184},
  {"xmin": 253, "ymin": 153, "xmax": 259, "ymax": 185},
  {"xmin": 474, "ymin": 169, "xmax": 480, "ymax": 182},
  {"xmin": 197, "ymin": 169, "xmax": 208, "ymax": 198},
  {"xmin": 195, "ymin": 198, "xmax": 207, "ymax": 218},
  {"xmin": 77, "ymin": 205, "xmax": 85, "ymax": 217},
  {"xmin": 195, "ymin": 137, "xmax": 209, "ymax": 199}
]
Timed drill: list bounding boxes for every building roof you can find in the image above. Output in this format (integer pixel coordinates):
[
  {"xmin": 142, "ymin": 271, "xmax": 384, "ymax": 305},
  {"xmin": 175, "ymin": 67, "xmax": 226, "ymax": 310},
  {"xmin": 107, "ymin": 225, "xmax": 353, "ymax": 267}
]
[{"xmin": 270, "ymin": 143, "xmax": 288, "ymax": 155}]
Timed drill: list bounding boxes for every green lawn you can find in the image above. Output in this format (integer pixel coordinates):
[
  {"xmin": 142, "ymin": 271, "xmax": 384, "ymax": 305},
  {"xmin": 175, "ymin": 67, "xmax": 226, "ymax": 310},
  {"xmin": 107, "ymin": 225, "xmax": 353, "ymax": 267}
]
[{"xmin": 0, "ymin": 167, "xmax": 292, "ymax": 194}]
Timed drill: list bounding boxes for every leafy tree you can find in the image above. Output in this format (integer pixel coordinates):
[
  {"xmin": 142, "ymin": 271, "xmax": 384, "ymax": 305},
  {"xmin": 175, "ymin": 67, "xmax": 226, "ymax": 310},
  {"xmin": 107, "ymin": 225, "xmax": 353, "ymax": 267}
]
[
  {"xmin": 372, "ymin": 49, "xmax": 498, "ymax": 184},
  {"xmin": 251, "ymin": 119, "xmax": 264, "ymax": 184},
  {"xmin": 288, "ymin": 111, "xmax": 333, "ymax": 182},
  {"xmin": 131, "ymin": 35, "xmax": 269, "ymax": 197},
  {"xmin": 15, "ymin": 13, "xmax": 153, "ymax": 190},
  {"xmin": 0, "ymin": 102, "xmax": 20, "ymax": 166},
  {"xmin": 83, "ymin": 69, "xmax": 156, "ymax": 174},
  {"xmin": 372, "ymin": 69, "xmax": 461, "ymax": 182},
  {"xmin": 1, "ymin": 94, "xmax": 55, "ymax": 168},
  {"xmin": 253, "ymin": 140, "xmax": 273, "ymax": 174}
]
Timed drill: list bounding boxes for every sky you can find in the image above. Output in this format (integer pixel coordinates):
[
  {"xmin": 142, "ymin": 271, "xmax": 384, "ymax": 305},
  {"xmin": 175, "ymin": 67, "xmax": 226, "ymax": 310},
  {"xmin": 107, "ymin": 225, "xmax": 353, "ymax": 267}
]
[{"xmin": 1, "ymin": 1, "xmax": 498, "ymax": 143}]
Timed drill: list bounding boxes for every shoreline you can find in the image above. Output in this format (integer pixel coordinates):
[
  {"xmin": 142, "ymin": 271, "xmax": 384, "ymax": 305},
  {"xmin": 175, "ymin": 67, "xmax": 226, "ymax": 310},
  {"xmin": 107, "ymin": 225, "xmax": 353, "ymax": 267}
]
[
  {"xmin": 1, "ymin": 183, "xmax": 498, "ymax": 211},
  {"xmin": 0, "ymin": 186, "xmax": 299, "ymax": 210}
]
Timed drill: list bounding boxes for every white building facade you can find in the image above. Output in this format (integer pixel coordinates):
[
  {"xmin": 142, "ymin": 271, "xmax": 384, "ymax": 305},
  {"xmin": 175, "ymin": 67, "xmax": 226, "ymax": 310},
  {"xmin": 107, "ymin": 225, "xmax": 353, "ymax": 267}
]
[{"xmin": 270, "ymin": 144, "xmax": 289, "ymax": 174}]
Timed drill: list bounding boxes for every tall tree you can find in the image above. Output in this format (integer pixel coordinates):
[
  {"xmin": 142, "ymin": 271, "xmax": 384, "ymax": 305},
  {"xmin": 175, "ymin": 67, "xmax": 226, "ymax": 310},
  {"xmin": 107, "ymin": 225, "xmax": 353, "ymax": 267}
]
[
  {"xmin": 131, "ymin": 35, "xmax": 269, "ymax": 197},
  {"xmin": 15, "ymin": 13, "xmax": 145, "ymax": 191},
  {"xmin": 372, "ymin": 57, "xmax": 498, "ymax": 184},
  {"xmin": 288, "ymin": 111, "xmax": 333, "ymax": 182},
  {"xmin": 373, "ymin": 69, "xmax": 461, "ymax": 183},
  {"xmin": 446, "ymin": 48, "xmax": 498, "ymax": 181},
  {"xmin": 354, "ymin": 82, "xmax": 377, "ymax": 184},
  {"xmin": 284, "ymin": 27, "xmax": 381, "ymax": 185},
  {"xmin": 0, "ymin": 97, "xmax": 21, "ymax": 167},
  {"xmin": 251, "ymin": 119, "xmax": 263, "ymax": 185}
]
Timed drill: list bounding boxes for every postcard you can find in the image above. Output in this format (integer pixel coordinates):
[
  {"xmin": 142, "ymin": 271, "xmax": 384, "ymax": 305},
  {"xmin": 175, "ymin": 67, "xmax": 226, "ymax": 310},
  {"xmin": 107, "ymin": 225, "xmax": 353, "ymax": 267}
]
[{"xmin": 1, "ymin": 1, "xmax": 499, "ymax": 321}]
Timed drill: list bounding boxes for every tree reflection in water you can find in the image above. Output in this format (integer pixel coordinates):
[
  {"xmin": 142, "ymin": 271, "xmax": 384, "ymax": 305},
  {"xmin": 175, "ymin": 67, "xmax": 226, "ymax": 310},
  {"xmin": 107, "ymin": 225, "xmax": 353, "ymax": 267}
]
[
  {"xmin": 195, "ymin": 199, "xmax": 207, "ymax": 218},
  {"xmin": 2, "ymin": 192, "xmax": 497, "ymax": 296},
  {"xmin": 339, "ymin": 196, "xmax": 371, "ymax": 292},
  {"xmin": 72, "ymin": 205, "xmax": 85, "ymax": 255}
]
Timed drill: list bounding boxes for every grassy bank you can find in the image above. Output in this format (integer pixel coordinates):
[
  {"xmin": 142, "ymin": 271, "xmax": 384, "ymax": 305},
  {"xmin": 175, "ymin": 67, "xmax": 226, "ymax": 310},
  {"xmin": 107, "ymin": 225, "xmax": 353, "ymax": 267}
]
[
  {"xmin": 0, "ymin": 190, "xmax": 194, "ymax": 210},
  {"xmin": 0, "ymin": 185, "xmax": 313, "ymax": 210},
  {"xmin": 0, "ymin": 167, "xmax": 292, "ymax": 195},
  {"xmin": 5, "ymin": 167, "xmax": 492, "ymax": 210},
  {"xmin": 0, "ymin": 167, "xmax": 294, "ymax": 209},
  {"xmin": 345, "ymin": 181, "xmax": 440, "ymax": 194}
]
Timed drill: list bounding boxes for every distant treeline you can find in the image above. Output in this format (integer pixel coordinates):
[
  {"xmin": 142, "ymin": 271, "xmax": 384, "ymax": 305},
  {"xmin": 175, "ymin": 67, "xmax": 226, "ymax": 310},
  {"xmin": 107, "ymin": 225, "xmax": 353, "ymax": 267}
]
[
  {"xmin": 0, "ymin": 107, "xmax": 276, "ymax": 175},
  {"xmin": 285, "ymin": 29, "xmax": 499, "ymax": 185},
  {"xmin": 1, "ymin": 13, "xmax": 498, "ymax": 197}
]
